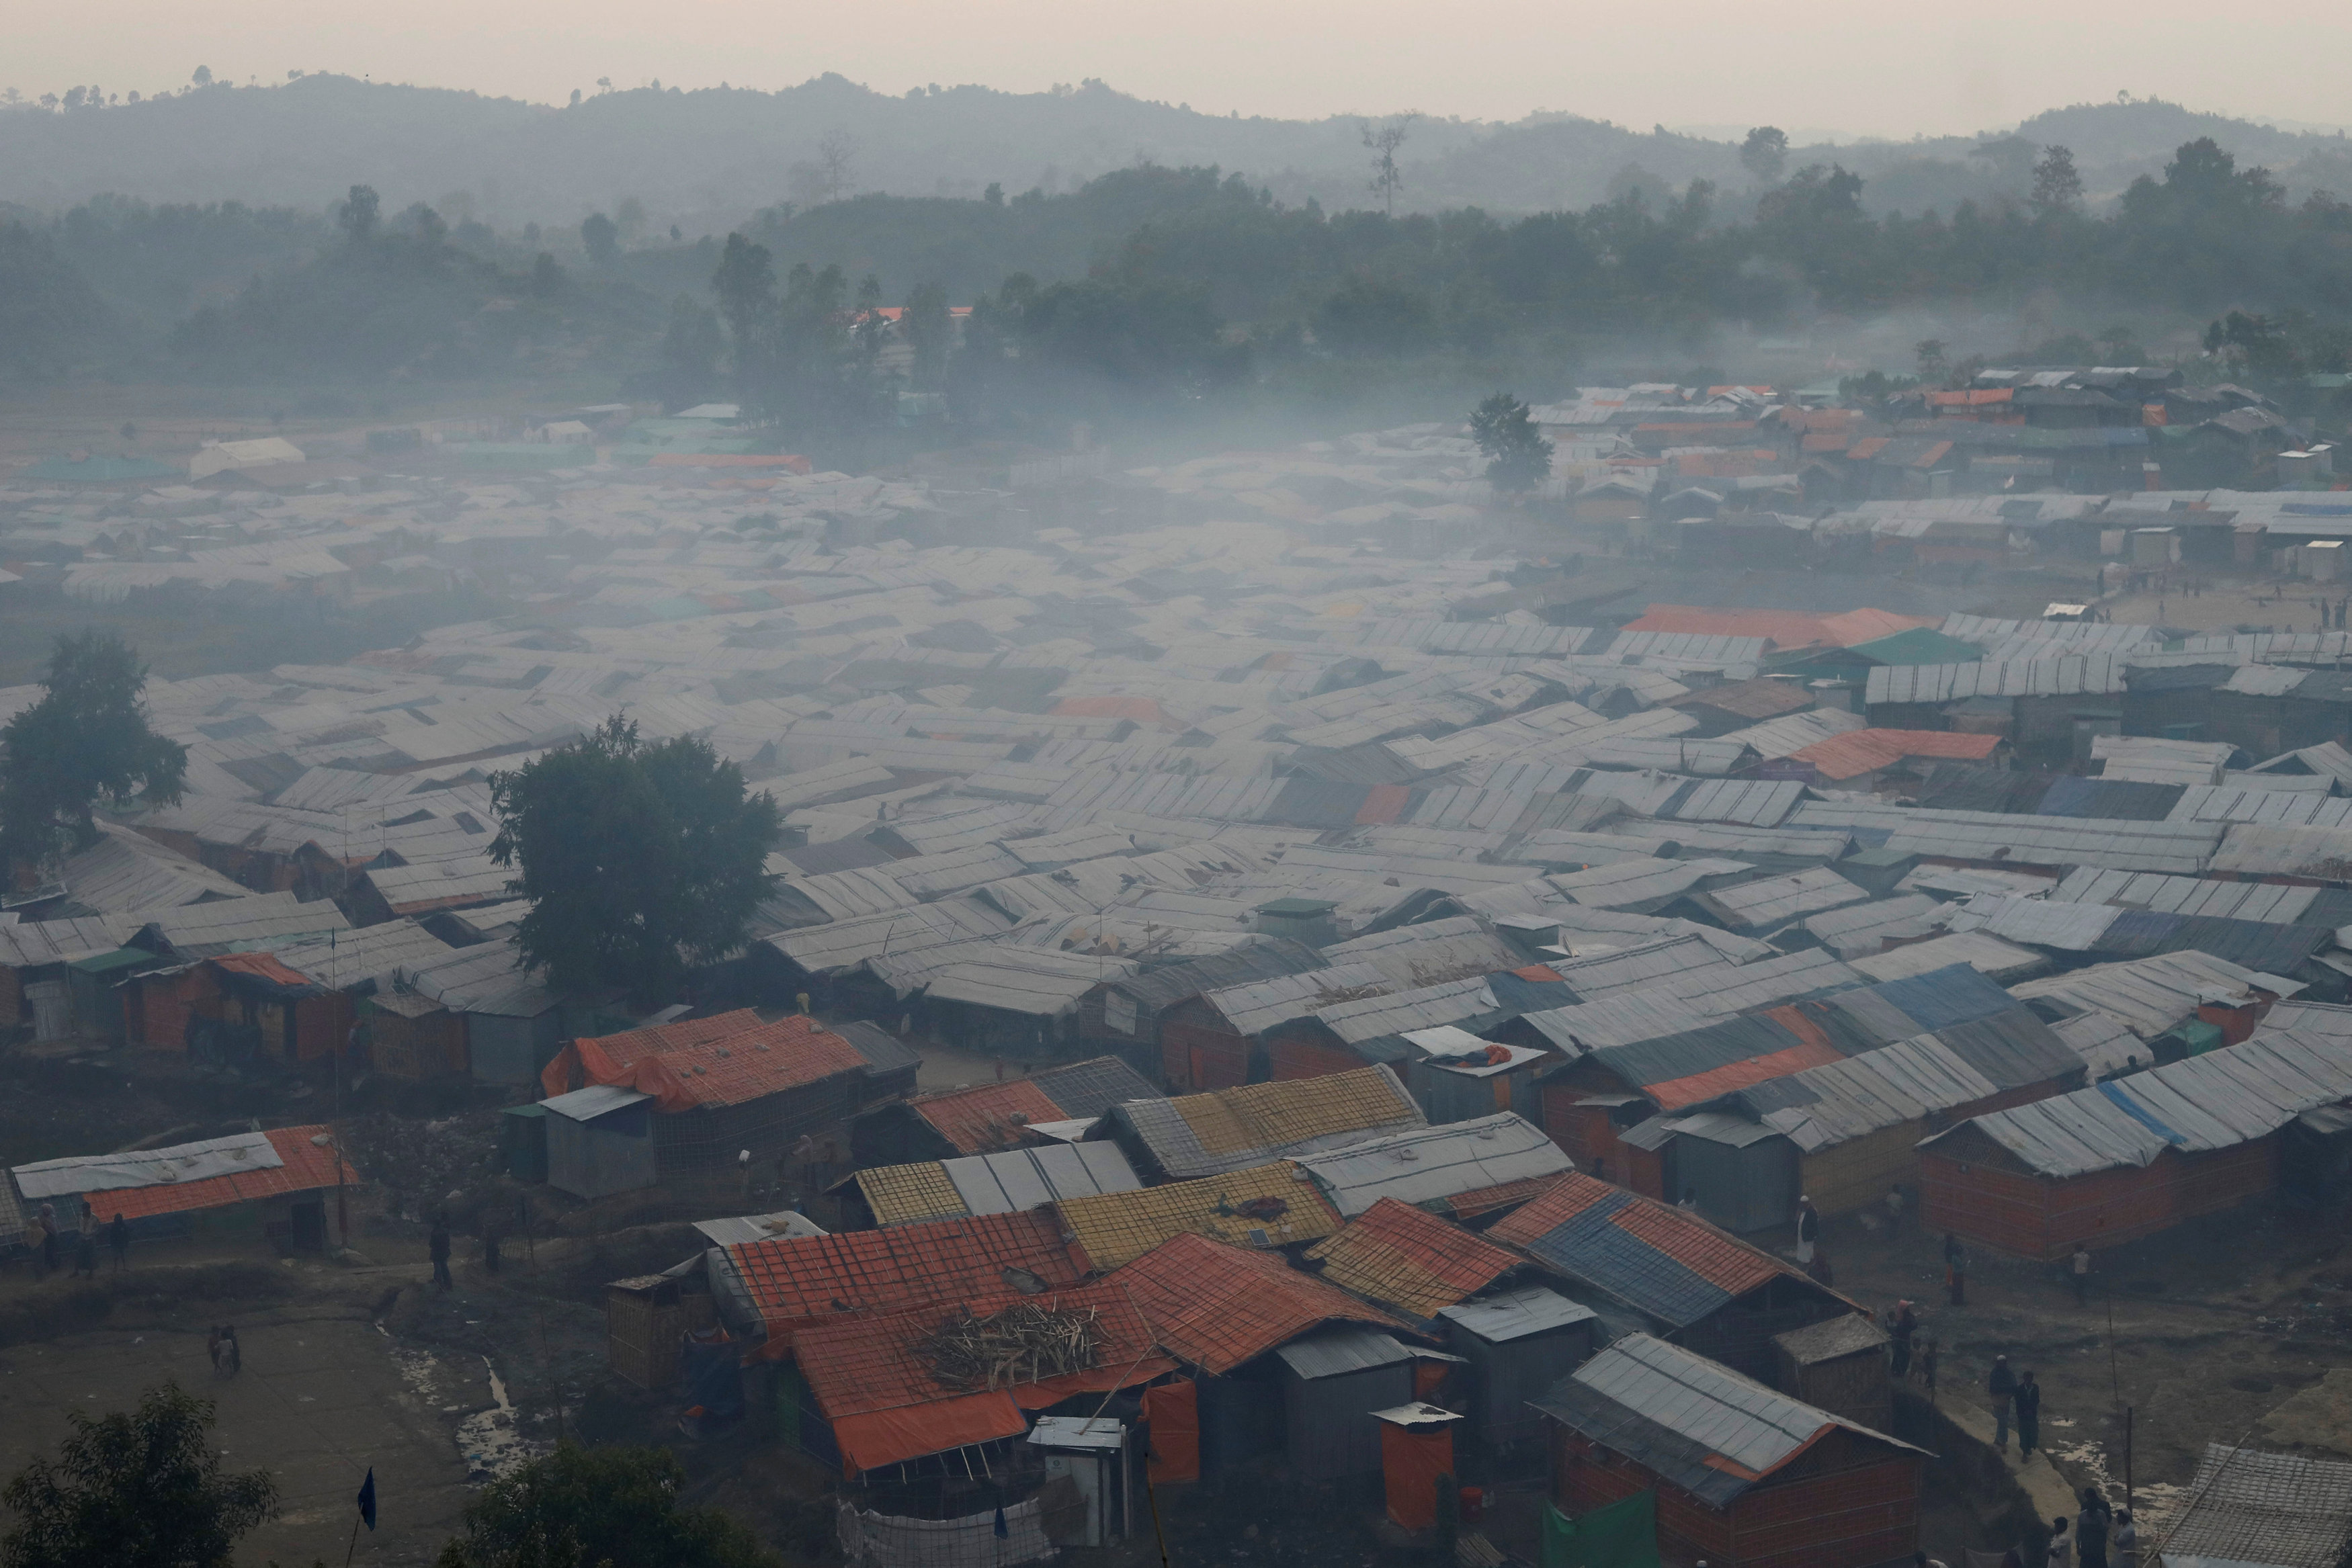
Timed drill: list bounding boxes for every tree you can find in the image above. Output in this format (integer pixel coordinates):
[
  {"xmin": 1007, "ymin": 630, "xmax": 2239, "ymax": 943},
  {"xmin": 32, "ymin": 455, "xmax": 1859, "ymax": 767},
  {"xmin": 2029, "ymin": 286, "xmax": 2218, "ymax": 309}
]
[
  {"xmin": 1361, "ymin": 115, "xmax": 1417, "ymax": 216},
  {"xmin": 1469, "ymin": 392, "xmax": 1554, "ymax": 496},
  {"xmin": 488, "ymin": 716, "xmax": 779, "ymax": 1006},
  {"xmin": 190, "ymin": 66, "xmax": 211, "ymax": 87},
  {"xmin": 1915, "ymin": 338, "xmax": 1949, "ymax": 384},
  {"xmin": 1, "ymin": 632, "xmax": 186, "ymax": 877},
  {"xmin": 1, "ymin": 1382, "xmax": 277, "ymax": 1568},
  {"xmin": 1739, "ymin": 126, "xmax": 1789, "ymax": 185},
  {"xmin": 900, "ymin": 281, "xmax": 952, "ymax": 390},
  {"xmin": 579, "ymin": 212, "xmax": 619, "ymax": 266},
  {"xmin": 2030, "ymin": 144, "xmax": 2084, "ymax": 216},
  {"xmin": 432, "ymin": 1444, "xmax": 777, "ymax": 1568},
  {"xmin": 1315, "ymin": 274, "xmax": 1435, "ymax": 357},
  {"xmin": 335, "ymin": 183, "xmax": 379, "ymax": 244},
  {"xmin": 530, "ymin": 252, "xmax": 565, "ymax": 297}
]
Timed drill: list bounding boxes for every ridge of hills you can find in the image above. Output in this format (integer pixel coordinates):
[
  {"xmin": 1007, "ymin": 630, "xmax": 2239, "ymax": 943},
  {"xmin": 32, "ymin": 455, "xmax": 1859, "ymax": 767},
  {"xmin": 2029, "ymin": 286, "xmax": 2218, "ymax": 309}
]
[{"xmin": 6, "ymin": 73, "xmax": 2352, "ymax": 236}]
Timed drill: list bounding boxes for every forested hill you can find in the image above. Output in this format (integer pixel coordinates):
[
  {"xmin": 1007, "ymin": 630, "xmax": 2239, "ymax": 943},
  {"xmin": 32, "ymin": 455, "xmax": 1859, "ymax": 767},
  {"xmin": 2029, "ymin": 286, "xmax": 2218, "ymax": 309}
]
[{"xmin": 4, "ymin": 73, "xmax": 2350, "ymax": 235}]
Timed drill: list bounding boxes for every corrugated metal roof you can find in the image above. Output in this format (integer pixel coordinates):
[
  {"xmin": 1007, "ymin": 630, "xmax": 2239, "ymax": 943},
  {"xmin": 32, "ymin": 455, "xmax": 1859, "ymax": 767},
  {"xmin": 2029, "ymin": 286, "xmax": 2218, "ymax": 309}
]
[
  {"xmin": 1204, "ymin": 963, "xmax": 1396, "ymax": 1037},
  {"xmin": 1693, "ymin": 867, "xmax": 1870, "ymax": 931},
  {"xmin": 1273, "ymin": 1325, "xmax": 1419, "ymax": 1379},
  {"xmin": 2212, "ymin": 823, "xmax": 2352, "ymax": 877},
  {"xmin": 1437, "ymin": 1285, "xmax": 1597, "ymax": 1342},
  {"xmin": 1866, "ymin": 653, "xmax": 2128, "ymax": 706},
  {"xmin": 1112, "ymin": 1064, "xmax": 1428, "ymax": 1180},
  {"xmin": 1924, "ymin": 1031, "xmax": 2352, "ymax": 1176},
  {"xmin": 941, "ymin": 1142, "xmax": 1142, "ymax": 1215},
  {"xmin": 1848, "ymin": 931, "xmax": 2048, "ymax": 983},
  {"xmin": 2009, "ymin": 950, "xmax": 2281, "ymax": 1038},
  {"xmin": 1947, "ymin": 894, "xmax": 2122, "ymax": 951},
  {"xmin": 2160, "ymin": 1443, "xmax": 2352, "ymax": 1568},
  {"xmin": 2052, "ymin": 867, "xmax": 2322, "ymax": 923},
  {"xmin": 1292, "ymin": 1113, "xmax": 1574, "ymax": 1215}
]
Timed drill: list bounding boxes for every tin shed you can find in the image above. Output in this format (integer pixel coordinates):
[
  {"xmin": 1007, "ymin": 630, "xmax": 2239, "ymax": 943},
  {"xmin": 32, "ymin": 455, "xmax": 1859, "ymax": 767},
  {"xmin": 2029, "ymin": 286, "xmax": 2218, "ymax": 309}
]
[
  {"xmin": 1273, "ymin": 1327, "xmax": 1423, "ymax": 1481},
  {"xmin": 1437, "ymin": 1287, "xmax": 1597, "ymax": 1450},
  {"xmin": 542, "ymin": 1085, "xmax": 658, "ymax": 1199},
  {"xmin": 1770, "ymin": 1312, "xmax": 1892, "ymax": 1431}
]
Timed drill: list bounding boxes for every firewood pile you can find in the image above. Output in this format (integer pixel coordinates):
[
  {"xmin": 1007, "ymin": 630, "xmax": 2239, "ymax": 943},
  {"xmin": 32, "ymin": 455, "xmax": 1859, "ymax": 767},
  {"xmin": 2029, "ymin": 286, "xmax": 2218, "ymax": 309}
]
[{"xmin": 916, "ymin": 1302, "xmax": 1103, "ymax": 1391}]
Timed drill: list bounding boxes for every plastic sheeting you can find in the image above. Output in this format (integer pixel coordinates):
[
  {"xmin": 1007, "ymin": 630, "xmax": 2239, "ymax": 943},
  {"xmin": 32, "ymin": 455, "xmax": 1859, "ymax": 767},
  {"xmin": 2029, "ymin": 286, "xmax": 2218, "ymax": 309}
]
[
  {"xmin": 838, "ymin": 1493, "xmax": 1056, "ymax": 1568},
  {"xmin": 1142, "ymin": 1381, "xmax": 1198, "ymax": 1484},
  {"xmin": 12, "ymin": 1131, "xmax": 284, "ymax": 1200},
  {"xmin": 1540, "ymin": 1493, "xmax": 1659, "ymax": 1568},
  {"xmin": 1380, "ymin": 1422, "xmax": 1454, "ymax": 1532},
  {"xmin": 832, "ymin": 1391, "xmax": 1028, "ymax": 1477}
]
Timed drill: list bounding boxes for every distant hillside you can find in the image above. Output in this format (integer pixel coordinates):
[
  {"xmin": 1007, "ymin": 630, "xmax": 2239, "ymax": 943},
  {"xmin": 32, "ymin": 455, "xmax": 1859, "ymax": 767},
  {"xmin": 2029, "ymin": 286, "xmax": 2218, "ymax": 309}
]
[{"xmin": 9, "ymin": 75, "xmax": 2352, "ymax": 241}]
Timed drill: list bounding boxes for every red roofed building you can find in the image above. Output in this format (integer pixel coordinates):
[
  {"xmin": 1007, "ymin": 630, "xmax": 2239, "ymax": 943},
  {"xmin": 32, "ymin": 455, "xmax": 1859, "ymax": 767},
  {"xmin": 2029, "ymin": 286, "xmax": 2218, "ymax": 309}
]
[
  {"xmin": 1303, "ymin": 1197, "xmax": 1521, "ymax": 1319},
  {"xmin": 1116, "ymin": 1233, "xmax": 1439, "ymax": 1481},
  {"xmin": 539, "ymin": 1010, "xmax": 871, "ymax": 1189},
  {"xmin": 788, "ymin": 1280, "xmax": 1177, "ymax": 1476},
  {"xmin": 718, "ymin": 1209, "xmax": 1088, "ymax": 1351},
  {"xmin": 1775, "ymin": 728, "xmax": 2007, "ymax": 789},
  {"xmin": 1620, "ymin": 606, "xmax": 1935, "ymax": 651},
  {"xmin": 31, "ymin": 1125, "xmax": 347, "ymax": 1251},
  {"xmin": 849, "ymin": 1055, "xmax": 1161, "ymax": 1165}
]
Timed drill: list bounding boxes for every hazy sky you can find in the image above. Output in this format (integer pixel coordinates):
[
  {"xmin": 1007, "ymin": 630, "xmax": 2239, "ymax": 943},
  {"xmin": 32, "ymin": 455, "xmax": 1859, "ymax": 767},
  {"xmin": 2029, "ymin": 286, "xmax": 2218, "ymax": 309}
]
[{"xmin": 18, "ymin": 0, "xmax": 2352, "ymax": 138}]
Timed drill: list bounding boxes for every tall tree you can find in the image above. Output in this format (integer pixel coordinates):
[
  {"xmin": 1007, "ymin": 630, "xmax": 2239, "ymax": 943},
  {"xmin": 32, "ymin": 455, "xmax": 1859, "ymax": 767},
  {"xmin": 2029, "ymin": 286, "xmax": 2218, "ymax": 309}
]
[
  {"xmin": 1361, "ymin": 115, "xmax": 1417, "ymax": 216},
  {"xmin": 579, "ymin": 212, "xmax": 620, "ymax": 266},
  {"xmin": 432, "ymin": 1444, "xmax": 777, "ymax": 1568},
  {"xmin": 900, "ymin": 281, "xmax": 953, "ymax": 390},
  {"xmin": 1469, "ymin": 392, "xmax": 1554, "ymax": 496},
  {"xmin": 2030, "ymin": 144, "xmax": 2085, "ymax": 216},
  {"xmin": 1738, "ymin": 126, "xmax": 1789, "ymax": 185},
  {"xmin": 335, "ymin": 183, "xmax": 379, "ymax": 244},
  {"xmin": 0, "ymin": 632, "xmax": 186, "ymax": 878},
  {"xmin": 1, "ymin": 1383, "xmax": 277, "ymax": 1568},
  {"xmin": 488, "ymin": 716, "xmax": 779, "ymax": 1006}
]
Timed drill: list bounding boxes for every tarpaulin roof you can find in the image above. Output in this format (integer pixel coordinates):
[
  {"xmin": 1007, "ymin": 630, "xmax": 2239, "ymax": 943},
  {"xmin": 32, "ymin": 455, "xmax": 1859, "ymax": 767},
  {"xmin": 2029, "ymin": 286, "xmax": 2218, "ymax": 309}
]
[
  {"xmin": 26, "ymin": 1125, "xmax": 343, "ymax": 1223},
  {"xmin": 1111, "ymin": 1231, "xmax": 1410, "ymax": 1375},
  {"xmin": 545, "ymin": 1009, "xmax": 867, "ymax": 1113},
  {"xmin": 1109, "ymin": 1064, "xmax": 1426, "ymax": 1180},
  {"xmin": 1489, "ymin": 1172, "xmax": 1829, "ymax": 1329},
  {"xmin": 722, "ymin": 1209, "xmax": 1087, "ymax": 1345},
  {"xmin": 1054, "ymin": 1160, "xmax": 1339, "ymax": 1270},
  {"xmin": 1302, "ymin": 1198, "xmax": 1521, "ymax": 1319},
  {"xmin": 794, "ymin": 1280, "xmax": 1176, "ymax": 1472}
]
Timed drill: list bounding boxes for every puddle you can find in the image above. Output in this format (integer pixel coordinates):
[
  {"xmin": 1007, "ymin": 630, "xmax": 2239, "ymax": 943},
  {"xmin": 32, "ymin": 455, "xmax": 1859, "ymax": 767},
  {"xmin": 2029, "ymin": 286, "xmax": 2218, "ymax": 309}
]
[
  {"xmin": 2048, "ymin": 1440, "xmax": 2191, "ymax": 1537},
  {"xmin": 455, "ymin": 1357, "xmax": 546, "ymax": 1483}
]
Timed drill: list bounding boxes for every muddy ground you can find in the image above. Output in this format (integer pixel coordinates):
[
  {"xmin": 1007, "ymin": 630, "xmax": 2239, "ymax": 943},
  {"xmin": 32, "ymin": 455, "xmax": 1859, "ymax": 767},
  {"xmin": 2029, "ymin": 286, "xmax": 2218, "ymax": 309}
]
[{"xmin": 1806, "ymin": 1189, "xmax": 2352, "ymax": 1540}]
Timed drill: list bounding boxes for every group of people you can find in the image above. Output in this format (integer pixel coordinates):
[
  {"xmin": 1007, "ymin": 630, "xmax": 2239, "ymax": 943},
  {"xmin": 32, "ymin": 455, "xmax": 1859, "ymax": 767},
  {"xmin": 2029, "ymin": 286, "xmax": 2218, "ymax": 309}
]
[
  {"xmin": 21, "ymin": 1201, "xmax": 129, "ymax": 1280},
  {"xmin": 2047, "ymin": 1487, "xmax": 2137, "ymax": 1567}
]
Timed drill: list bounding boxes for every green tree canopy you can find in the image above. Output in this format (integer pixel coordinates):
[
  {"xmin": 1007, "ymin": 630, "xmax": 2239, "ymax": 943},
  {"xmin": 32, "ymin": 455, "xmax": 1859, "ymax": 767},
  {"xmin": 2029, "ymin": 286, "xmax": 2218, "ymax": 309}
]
[
  {"xmin": 431, "ymin": 1444, "xmax": 777, "ymax": 1568},
  {"xmin": 1, "ymin": 1382, "xmax": 278, "ymax": 1568},
  {"xmin": 1, "ymin": 631, "xmax": 187, "ymax": 876},
  {"xmin": 1469, "ymin": 392, "xmax": 1554, "ymax": 496},
  {"xmin": 488, "ymin": 716, "xmax": 779, "ymax": 1006}
]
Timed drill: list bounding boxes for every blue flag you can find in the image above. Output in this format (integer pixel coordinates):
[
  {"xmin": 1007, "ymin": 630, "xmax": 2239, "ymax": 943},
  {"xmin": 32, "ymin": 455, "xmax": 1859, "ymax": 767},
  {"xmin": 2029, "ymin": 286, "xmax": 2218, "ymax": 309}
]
[
  {"xmin": 357, "ymin": 1468, "xmax": 377, "ymax": 1530},
  {"xmin": 993, "ymin": 1506, "xmax": 1008, "ymax": 1539}
]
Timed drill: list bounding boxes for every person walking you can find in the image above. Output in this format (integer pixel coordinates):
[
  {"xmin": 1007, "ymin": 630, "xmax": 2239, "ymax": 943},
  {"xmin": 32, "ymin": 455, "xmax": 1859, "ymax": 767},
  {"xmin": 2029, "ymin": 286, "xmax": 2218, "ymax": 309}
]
[
  {"xmin": 428, "ymin": 1215, "xmax": 453, "ymax": 1293},
  {"xmin": 2014, "ymin": 1370, "xmax": 2042, "ymax": 1456},
  {"xmin": 2071, "ymin": 1242, "xmax": 2093, "ymax": 1307},
  {"xmin": 106, "ymin": 1213, "xmax": 129, "ymax": 1274},
  {"xmin": 1890, "ymin": 1301, "xmax": 1918, "ymax": 1381},
  {"xmin": 1945, "ymin": 1233, "xmax": 1969, "ymax": 1306},
  {"xmin": 1794, "ymin": 1196, "xmax": 1820, "ymax": 1266},
  {"xmin": 1988, "ymin": 1354, "xmax": 2018, "ymax": 1451}
]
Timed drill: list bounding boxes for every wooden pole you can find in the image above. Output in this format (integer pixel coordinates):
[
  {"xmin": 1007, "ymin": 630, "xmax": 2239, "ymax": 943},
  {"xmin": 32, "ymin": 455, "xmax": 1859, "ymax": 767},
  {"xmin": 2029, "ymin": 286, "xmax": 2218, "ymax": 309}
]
[{"xmin": 341, "ymin": 1508, "xmax": 362, "ymax": 1568}]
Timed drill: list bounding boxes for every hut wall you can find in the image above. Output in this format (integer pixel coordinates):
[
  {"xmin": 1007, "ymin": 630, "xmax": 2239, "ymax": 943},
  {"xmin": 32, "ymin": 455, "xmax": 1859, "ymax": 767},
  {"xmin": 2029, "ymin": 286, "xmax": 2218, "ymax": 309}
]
[
  {"xmin": 1923, "ymin": 1137, "xmax": 2281, "ymax": 1262},
  {"xmin": 1280, "ymin": 1362, "xmax": 1414, "ymax": 1481},
  {"xmin": 1777, "ymin": 1347, "xmax": 1892, "ymax": 1432},
  {"xmin": 1677, "ymin": 1136, "xmax": 1798, "ymax": 1232},
  {"xmin": 370, "ymin": 1008, "xmax": 470, "ymax": 1080},
  {"xmin": 1800, "ymin": 1122, "xmax": 1927, "ymax": 1218},
  {"xmin": 1540, "ymin": 1088, "xmax": 1637, "ymax": 1182},
  {"xmin": 1269, "ymin": 1032, "xmax": 1363, "ymax": 1084},
  {"xmin": 605, "ymin": 1281, "xmax": 718, "ymax": 1389},
  {"xmin": 469, "ymin": 1010, "xmax": 563, "ymax": 1086},
  {"xmin": 1159, "ymin": 1002, "xmax": 1248, "ymax": 1092},
  {"xmin": 1448, "ymin": 1323, "xmax": 1593, "ymax": 1450},
  {"xmin": 546, "ymin": 1110, "xmax": 659, "ymax": 1199}
]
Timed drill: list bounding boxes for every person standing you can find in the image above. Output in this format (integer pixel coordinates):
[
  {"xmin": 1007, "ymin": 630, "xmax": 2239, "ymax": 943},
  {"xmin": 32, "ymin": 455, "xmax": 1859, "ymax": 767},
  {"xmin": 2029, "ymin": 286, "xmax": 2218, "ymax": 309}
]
[
  {"xmin": 1890, "ymin": 1301, "xmax": 1918, "ymax": 1381},
  {"xmin": 2048, "ymin": 1516, "xmax": 2073, "ymax": 1568},
  {"xmin": 2072, "ymin": 1242, "xmax": 2093, "ymax": 1307},
  {"xmin": 429, "ymin": 1215, "xmax": 453, "ymax": 1293},
  {"xmin": 2077, "ymin": 1489, "xmax": 2111, "ymax": 1568},
  {"xmin": 2112, "ymin": 1510, "xmax": 2138, "ymax": 1568},
  {"xmin": 1884, "ymin": 1184, "xmax": 1904, "ymax": 1236},
  {"xmin": 38, "ymin": 1203, "xmax": 60, "ymax": 1278},
  {"xmin": 1945, "ymin": 1233, "xmax": 1969, "ymax": 1306},
  {"xmin": 71, "ymin": 1225, "xmax": 97, "ymax": 1280},
  {"xmin": 1988, "ymin": 1354, "xmax": 2018, "ymax": 1451},
  {"xmin": 1919, "ymin": 1337, "xmax": 1939, "ymax": 1399},
  {"xmin": 106, "ymin": 1213, "xmax": 129, "ymax": 1274},
  {"xmin": 1679, "ymin": 1188, "xmax": 1700, "ymax": 1210},
  {"xmin": 23, "ymin": 1213, "xmax": 46, "ymax": 1281},
  {"xmin": 1794, "ymin": 1196, "xmax": 1820, "ymax": 1265},
  {"xmin": 2014, "ymin": 1370, "xmax": 2041, "ymax": 1456}
]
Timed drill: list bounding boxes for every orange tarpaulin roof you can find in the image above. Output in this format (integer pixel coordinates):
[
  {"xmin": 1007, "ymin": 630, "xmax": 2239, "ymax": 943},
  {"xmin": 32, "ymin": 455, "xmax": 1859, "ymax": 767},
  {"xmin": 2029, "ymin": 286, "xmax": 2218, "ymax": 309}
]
[
  {"xmin": 545, "ymin": 1010, "xmax": 866, "ymax": 1112},
  {"xmin": 831, "ymin": 1393, "xmax": 1029, "ymax": 1476},
  {"xmin": 91, "ymin": 1125, "xmax": 344, "ymax": 1223},
  {"xmin": 1784, "ymin": 728, "xmax": 2003, "ymax": 782},
  {"xmin": 1619, "ymin": 605, "xmax": 1934, "ymax": 650}
]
